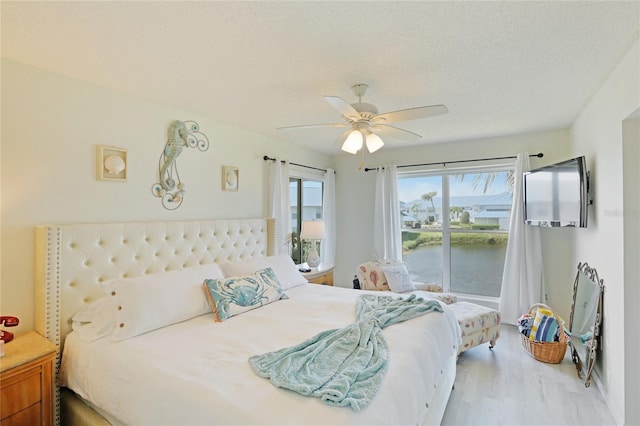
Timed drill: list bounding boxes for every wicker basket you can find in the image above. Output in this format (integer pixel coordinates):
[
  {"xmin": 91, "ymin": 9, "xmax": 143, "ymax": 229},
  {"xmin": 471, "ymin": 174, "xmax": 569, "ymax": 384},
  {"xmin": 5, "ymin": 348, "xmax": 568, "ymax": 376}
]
[{"xmin": 520, "ymin": 303, "xmax": 567, "ymax": 364}]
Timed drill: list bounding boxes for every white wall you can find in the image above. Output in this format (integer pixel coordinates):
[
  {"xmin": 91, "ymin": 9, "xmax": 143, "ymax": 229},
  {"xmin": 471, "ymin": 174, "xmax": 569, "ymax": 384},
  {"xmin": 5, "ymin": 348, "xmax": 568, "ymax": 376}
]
[
  {"xmin": 570, "ymin": 39, "xmax": 639, "ymax": 425},
  {"xmin": 0, "ymin": 59, "xmax": 331, "ymax": 335},
  {"xmin": 622, "ymin": 113, "xmax": 639, "ymax": 426},
  {"xmin": 333, "ymin": 129, "xmax": 576, "ymax": 317}
]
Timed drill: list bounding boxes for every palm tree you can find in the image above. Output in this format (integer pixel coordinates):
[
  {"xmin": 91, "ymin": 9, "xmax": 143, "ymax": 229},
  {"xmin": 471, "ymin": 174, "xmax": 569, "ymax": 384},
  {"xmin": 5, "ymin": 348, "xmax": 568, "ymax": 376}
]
[
  {"xmin": 455, "ymin": 171, "xmax": 515, "ymax": 194},
  {"xmin": 450, "ymin": 206, "xmax": 464, "ymax": 220},
  {"xmin": 421, "ymin": 191, "xmax": 438, "ymax": 223},
  {"xmin": 410, "ymin": 203, "xmax": 421, "ymax": 226}
]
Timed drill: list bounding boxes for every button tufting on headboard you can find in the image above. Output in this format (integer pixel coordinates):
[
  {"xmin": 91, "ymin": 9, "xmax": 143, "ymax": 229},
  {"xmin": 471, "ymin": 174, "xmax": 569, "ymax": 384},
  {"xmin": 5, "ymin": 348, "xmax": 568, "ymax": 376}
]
[{"xmin": 36, "ymin": 218, "xmax": 275, "ymax": 351}]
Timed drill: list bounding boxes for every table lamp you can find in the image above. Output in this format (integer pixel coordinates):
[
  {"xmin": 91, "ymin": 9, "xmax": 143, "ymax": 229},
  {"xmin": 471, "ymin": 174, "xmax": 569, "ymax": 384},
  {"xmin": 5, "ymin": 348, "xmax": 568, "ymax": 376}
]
[{"xmin": 300, "ymin": 220, "xmax": 325, "ymax": 268}]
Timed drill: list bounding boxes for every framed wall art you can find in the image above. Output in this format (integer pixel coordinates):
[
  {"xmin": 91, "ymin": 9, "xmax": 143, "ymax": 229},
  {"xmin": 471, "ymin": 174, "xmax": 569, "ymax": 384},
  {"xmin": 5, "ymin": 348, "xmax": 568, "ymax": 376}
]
[
  {"xmin": 97, "ymin": 145, "xmax": 128, "ymax": 182},
  {"xmin": 222, "ymin": 165, "xmax": 239, "ymax": 192}
]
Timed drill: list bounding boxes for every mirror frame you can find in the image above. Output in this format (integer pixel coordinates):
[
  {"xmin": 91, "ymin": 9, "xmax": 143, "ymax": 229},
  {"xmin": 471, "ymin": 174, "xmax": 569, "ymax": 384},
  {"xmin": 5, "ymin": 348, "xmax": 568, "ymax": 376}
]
[{"xmin": 568, "ymin": 262, "xmax": 604, "ymax": 387}]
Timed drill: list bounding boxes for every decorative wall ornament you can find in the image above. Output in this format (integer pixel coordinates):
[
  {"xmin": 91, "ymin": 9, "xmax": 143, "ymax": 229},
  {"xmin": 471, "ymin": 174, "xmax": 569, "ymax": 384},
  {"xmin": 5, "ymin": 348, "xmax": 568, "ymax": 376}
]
[
  {"xmin": 152, "ymin": 120, "xmax": 210, "ymax": 210},
  {"xmin": 222, "ymin": 166, "xmax": 239, "ymax": 192},
  {"xmin": 97, "ymin": 145, "xmax": 128, "ymax": 182}
]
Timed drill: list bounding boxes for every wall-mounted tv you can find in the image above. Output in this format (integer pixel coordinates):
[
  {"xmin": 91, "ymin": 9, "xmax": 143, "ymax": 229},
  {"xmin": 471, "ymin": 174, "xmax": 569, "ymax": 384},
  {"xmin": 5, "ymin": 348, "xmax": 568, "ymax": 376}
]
[{"xmin": 524, "ymin": 156, "xmax": 589, "ymax": 228}]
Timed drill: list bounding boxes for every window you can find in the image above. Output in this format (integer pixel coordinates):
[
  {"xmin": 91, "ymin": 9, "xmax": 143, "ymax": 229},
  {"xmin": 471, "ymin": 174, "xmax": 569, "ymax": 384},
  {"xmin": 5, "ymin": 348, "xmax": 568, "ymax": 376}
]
[
  {"xmin": 290, "ymin": 177, "xmax": 323, "ymax": 264},
  {"xmin": 399, "ymin": 168, "xmax": 513, "ymax": 298}
]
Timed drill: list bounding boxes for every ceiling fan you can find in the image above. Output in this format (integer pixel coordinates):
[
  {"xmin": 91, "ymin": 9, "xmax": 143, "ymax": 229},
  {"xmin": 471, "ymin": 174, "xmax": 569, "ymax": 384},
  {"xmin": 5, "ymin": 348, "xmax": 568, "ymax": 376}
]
[{"xmin": 278, "ymin": 83, "xmax": 448, "ymax": 154}]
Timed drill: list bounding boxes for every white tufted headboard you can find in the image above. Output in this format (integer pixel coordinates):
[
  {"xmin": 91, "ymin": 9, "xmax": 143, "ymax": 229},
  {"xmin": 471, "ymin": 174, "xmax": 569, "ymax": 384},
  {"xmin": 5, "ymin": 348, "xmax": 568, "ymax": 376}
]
[
  {"xmin": 34, "ymin": 218, "xmax": 275, "ymax": 348},
  {"xmin": 33, "ymin": 218, "xmax": 275, "ymax": 425}
]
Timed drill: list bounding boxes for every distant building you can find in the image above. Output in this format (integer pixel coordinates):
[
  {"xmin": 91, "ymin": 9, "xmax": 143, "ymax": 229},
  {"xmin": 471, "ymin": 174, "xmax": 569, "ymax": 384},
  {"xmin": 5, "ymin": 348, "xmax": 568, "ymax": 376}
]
[
  {"xmin": 290, "ymin": 183, "xmax": 323, "ymax": 230},
  {"xmin": 473, "ymin": 210, "xmax": 511, "ymax": 230},
  {"xmin": 401, "ymin": 192, "xmax": 513, "ymax": 230},
  {"xmin": 401, "ymin": 212, "xmax": 420, "ymax": 228}
]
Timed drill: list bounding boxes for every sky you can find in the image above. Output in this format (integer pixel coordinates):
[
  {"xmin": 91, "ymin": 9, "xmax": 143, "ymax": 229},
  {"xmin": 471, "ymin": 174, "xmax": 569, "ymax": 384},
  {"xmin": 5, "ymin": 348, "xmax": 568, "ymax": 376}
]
[{"xmin": 398, "ymin": 172, "xmax": 511, "ymax": 203}]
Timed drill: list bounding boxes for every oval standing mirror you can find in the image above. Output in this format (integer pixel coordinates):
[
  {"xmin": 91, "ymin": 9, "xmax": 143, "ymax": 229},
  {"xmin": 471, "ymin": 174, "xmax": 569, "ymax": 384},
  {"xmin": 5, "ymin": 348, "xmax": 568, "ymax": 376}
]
[{"xmin": 568, "ymin": 262, "xmax": 604, "ymax": 387}]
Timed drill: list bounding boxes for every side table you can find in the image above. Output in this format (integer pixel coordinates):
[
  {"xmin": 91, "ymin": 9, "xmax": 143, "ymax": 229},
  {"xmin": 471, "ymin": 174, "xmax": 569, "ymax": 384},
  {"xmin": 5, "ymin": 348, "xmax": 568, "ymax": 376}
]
[
  {"xmin": 0, "ymin": 331, "xmax": 57, "ymax": 425},
  {"xmin": 301, "ymin": 264, "xmax": 335, "ymax": 286}
]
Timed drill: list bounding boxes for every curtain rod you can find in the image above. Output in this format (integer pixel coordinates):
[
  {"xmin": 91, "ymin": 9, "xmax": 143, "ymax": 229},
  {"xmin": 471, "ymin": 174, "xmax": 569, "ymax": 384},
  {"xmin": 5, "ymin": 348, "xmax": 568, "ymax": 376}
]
[
  {"xmin": 363, "ymin": 152, "xmax": 544, "ymax": 172},
  {"xmin": 263, "ymin": 155, "xmax": 328, "ymax": 173}
]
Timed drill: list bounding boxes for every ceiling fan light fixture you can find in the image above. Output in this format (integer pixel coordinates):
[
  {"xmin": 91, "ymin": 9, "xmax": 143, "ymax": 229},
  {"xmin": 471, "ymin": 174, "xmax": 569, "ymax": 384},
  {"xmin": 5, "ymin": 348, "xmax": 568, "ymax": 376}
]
[
  {"xmin": 365, "ymin": 133, "xmax": 384, "ymax": 153},
  {"xmin": 342, "ymin": 130, "xmax": 363, "ymax": 154},
  {"xmin": 280, "ymin": 83, "xmax": 448, "ymax": 154}
]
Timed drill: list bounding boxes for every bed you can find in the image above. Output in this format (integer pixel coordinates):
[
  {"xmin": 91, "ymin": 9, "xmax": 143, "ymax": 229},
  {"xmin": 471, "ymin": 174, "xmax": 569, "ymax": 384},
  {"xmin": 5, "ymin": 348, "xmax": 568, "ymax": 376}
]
[{"xmin": 35, "ymin": 218, "xmax": 460, "ymax": 425}]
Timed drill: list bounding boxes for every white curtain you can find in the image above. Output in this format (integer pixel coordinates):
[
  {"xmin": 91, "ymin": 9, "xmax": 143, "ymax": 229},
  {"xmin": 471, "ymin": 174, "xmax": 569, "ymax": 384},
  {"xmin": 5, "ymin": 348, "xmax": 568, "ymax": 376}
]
[
  {"xmin": 321, "ymin": 168, "xmax": 336, "ymax": 266},
  {"xmin": 373, "ymin": 165, "xmax": 402, "ymax": 260},
  {"xmin": 267, "ymin": 159, "xmax": 291, "ymax": 255},
  {"xmin": 499, "ymin": 153, "xmax": 545, "ymax": 324}
]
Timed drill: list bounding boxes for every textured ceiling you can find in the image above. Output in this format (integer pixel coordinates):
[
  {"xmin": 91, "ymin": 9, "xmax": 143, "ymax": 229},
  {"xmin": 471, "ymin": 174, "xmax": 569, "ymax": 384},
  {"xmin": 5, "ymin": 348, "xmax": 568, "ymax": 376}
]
[{"xmin": 2, "ymin": 1, "xmax": 639, "ymax": 154}]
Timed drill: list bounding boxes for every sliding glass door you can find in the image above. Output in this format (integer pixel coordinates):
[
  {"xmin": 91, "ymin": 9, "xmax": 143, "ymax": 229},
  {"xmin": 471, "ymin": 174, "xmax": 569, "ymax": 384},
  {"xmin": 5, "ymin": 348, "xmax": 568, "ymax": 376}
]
[
  {"xmin": 399, "ymin": 169, "xmax": 513, "ymax": 298},
  {"xmin": 289, "ymin": 178, "xmax": 323, "ymax": 264}
]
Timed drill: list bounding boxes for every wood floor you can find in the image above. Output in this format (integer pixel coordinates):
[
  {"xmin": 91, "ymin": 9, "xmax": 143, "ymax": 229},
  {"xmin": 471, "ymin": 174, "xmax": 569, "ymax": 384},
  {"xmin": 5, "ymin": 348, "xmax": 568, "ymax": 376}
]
[{"xmin": 441, "ymin": 325, "xmax": 616, "ymax": 426}]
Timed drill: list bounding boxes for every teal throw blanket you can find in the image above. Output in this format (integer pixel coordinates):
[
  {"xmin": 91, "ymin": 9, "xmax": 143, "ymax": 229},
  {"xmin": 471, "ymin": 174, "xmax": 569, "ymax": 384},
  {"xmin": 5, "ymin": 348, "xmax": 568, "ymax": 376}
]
[{"xmin": 248, "ymin": 294, "xmax": 443, "ymax": 411}]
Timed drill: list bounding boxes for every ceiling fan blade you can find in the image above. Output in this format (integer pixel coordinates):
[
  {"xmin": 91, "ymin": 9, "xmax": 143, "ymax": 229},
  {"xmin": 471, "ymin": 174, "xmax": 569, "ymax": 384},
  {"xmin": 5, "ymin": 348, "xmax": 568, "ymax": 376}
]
[
  {"xmin": 324, "ymin": 96, "xmax": 361, "ymax": 120},
  {"xmin": 373, "ymin": 105, "xmax": 448, "ymax": 124},
  {"xmin": 372, "ymin": 124, "xmax": 423, "ymax": 141},
  {"xmin": 277, "ymin": 123, "xmax": 347, "ymax": 130}
]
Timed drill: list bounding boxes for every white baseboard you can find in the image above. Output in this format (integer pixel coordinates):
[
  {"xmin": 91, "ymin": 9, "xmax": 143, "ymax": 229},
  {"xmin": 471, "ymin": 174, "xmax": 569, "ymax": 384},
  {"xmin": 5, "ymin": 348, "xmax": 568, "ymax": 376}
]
[{"xmin": 590, "ymin": 368, "xmax": 623, "ymax": 425}]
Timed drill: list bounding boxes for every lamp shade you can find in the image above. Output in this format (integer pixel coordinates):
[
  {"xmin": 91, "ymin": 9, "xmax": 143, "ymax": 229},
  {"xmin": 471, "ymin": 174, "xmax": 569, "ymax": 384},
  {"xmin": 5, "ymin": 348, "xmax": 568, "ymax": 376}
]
[
  {"xmin": 365, "ymin": 133, "xmax": 384, "ymax": 153},
  {"xmin": 341, "ymin": 130, "xmax": 363, "ymax": 154},
  {"xmin": 300, "ymin": 220, "xmax": 326, "ymax": 240}
]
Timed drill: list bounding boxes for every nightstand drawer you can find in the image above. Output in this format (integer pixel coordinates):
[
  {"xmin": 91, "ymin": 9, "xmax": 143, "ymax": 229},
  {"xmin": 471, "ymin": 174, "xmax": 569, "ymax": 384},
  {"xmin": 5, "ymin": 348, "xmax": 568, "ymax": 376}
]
[
  {"xmin": 0, "ymin": 332, "xmax": 57, "ymax": 426},
  {"xmin": 1, "ymin": 402, "xmax": 40, "ymax": 425},
  {"xmin": 1, "ymin": 367, "xmax": 41, "ymax": 420},
  {"xmin": 307, "ymin": 271, "xmax": 334, "ymax": 286}
]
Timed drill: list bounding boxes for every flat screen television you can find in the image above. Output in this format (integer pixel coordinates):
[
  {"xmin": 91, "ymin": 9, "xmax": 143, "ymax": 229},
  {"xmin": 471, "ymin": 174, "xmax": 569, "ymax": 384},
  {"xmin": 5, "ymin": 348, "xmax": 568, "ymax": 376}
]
[{"xmin": 524, "ymin": 156, "xmax": 589, "ymax": 228}]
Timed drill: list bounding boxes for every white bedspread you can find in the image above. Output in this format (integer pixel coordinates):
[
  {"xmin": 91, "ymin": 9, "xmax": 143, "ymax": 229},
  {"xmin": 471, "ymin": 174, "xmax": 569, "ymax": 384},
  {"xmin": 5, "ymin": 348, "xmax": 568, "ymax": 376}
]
[{"xmin": 60, "ymin": 285, "xmax": 460, "ymax": 425}]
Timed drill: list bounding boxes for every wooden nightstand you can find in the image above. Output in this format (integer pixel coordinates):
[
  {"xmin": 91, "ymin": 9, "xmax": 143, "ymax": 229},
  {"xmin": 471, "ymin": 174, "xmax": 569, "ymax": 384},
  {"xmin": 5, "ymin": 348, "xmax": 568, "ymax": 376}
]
[
  {"xmin": 0, "ymin": 331, "xmax": 57, "ymax": 426},
  {"xmin": 302, "ymin": 264, "xmax": 335, "ymax": 286}
]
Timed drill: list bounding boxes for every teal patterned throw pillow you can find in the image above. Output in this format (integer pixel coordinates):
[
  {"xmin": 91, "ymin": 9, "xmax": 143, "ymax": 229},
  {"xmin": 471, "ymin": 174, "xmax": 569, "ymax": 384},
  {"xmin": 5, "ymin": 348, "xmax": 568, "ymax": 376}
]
[{"xmin": 202, "ymin": 267, "xmax": 288, "ymax": 322}]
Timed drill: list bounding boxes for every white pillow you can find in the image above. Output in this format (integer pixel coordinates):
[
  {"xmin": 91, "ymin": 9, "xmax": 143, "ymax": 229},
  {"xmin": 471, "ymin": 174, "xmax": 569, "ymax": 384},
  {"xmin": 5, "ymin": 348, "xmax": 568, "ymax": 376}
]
[
  {"xmin": 103, "ymin": 263, "xmax": 224, "ymax": 341},
  {"xmin": 380, "ymin": 263, "xmax": 417, "ymax": 293},
  {"xmin": 71, "ymin": 296, "xmax": 117, "ymax": 342},
  {"xmin": 220, "ymin": 254, "xmax": 308, "ymax": 290}
]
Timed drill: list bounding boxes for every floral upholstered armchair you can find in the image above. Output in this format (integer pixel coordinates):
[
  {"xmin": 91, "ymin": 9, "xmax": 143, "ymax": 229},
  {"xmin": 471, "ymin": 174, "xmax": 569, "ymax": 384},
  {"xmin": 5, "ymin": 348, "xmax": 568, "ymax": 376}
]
[{"xmin": 355, "ymin": 259, "xmax": 457, "ymax": 304}]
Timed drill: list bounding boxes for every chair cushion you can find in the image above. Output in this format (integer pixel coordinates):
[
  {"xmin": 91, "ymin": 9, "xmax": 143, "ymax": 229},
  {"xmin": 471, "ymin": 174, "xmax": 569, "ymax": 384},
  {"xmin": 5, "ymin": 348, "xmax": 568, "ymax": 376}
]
[
  {"xmin": 356, "ymin": 260, "xmax": 395, "ymax": 291},
  {"xmin": 356, "ymin": 260, "xmax": 457, "ymax": 303},
  {"xmin": 357, "ymin": 259, "xmax": 446, "ymax": 292}
]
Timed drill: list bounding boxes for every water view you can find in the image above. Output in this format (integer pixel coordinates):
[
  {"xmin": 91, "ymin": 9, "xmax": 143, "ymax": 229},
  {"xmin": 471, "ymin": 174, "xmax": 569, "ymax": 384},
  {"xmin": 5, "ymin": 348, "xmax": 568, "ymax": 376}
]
[{"xmin": 403, "ymin": 243, "xmax": 507, "ymax": 297}]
